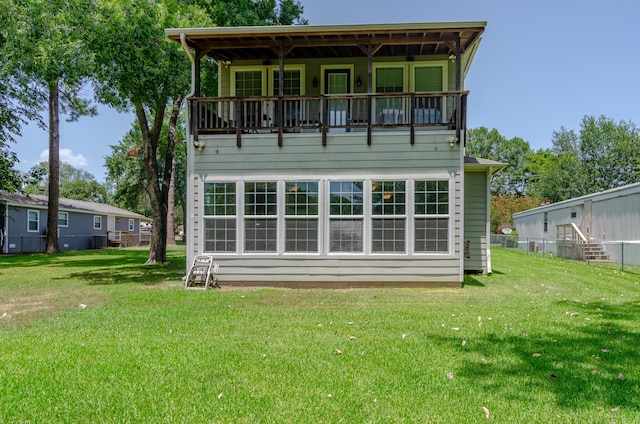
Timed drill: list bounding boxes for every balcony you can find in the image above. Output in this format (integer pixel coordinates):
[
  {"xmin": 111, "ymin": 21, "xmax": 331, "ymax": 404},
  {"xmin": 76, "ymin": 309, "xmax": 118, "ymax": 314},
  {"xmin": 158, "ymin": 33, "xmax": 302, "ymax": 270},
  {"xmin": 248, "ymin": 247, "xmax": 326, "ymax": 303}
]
[{"xmin": 190, "ymin": 91, "xmax": 467, "ymax": 147}]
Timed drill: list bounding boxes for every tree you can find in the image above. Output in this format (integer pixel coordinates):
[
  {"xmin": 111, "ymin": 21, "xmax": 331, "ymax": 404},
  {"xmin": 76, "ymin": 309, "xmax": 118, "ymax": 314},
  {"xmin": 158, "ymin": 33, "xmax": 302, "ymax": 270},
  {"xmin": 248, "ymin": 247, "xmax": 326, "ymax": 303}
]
[
  {"xmin": 92, "ymin": 0, "xmax": 305, "ymax": 263},
  {"xmin": 90, "ymin": 0, "xmax": 208, "ymax": 264},
  {"xmin": 4, "ymin": 0, "xmax": 97, "ymax": 253},
  {"xmin": 104, "ymin": 118, "xmax": 187, "ymax": 234},
  {"xmin": 0, "ymin": 2, "xmax": 43, "ymax": 192},
  {"xmin": 491, "ymin": 194, "xmax": 546, "ymax": 234},
  {"xmin": 24, "ymin": 162, "xmax": 107, "ymax": 203},
  {"xmin": 466, "ymin": 127, "xmax": 534, "ymax": 195},
  {"xmin": 191, "ymin": 0, "xmax": 308, "ymax": 26},
  {"xmin": 579, "ymin": 115, "xmax": 640, "ymax": 192}
]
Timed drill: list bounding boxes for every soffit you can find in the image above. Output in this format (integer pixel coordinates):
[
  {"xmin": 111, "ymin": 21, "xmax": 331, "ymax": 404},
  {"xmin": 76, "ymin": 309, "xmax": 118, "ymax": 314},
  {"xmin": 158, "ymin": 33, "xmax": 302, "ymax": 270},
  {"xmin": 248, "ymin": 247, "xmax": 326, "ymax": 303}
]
[{"xmin": 166, "ymin": 21, "xmax": 485, "ymax": 62}]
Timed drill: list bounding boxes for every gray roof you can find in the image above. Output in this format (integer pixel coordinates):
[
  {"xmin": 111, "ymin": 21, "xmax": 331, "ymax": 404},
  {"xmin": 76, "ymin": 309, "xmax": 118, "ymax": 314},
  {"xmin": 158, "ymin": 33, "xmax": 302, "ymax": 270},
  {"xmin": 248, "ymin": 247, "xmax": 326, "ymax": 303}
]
[
  {"xmin": 464, "ymin": 156, "xmax": 507, "ymax": 174},
  {"xmin": 0, "ymin": 190, "xmax": 149, "ymax": 220}
]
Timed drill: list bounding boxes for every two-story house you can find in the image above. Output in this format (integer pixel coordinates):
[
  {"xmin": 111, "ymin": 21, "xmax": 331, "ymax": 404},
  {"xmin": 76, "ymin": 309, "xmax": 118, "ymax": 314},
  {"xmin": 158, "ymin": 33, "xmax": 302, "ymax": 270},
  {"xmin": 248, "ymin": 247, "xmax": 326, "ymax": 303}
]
[{"xmin": 166, "ymin": 21, "xmax": 503, "ymax": 286}]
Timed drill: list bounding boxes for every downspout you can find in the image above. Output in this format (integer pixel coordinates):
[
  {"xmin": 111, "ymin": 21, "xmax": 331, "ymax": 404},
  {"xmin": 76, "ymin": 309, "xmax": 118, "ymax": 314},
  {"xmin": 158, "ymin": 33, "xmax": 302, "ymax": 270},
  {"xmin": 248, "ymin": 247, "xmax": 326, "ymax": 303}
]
[
  {"xmin": 180, "ymin": 33, "xmax": 199, "ymax": 148},
  {"xmin": 180, "ymin": 32, "xmax": 197, "ymax": 274},
  {"xmin": 486, "ymin": 166, "xmax": 493, "ymax": 275}
]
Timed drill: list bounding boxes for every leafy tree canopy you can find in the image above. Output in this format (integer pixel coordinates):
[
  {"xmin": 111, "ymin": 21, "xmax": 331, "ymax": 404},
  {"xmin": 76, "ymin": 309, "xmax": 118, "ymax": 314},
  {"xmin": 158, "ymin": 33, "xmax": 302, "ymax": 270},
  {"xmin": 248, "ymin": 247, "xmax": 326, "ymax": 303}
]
[{"xmin": 24, "ymin": 162, "xmax": 107, "ymax": 203}]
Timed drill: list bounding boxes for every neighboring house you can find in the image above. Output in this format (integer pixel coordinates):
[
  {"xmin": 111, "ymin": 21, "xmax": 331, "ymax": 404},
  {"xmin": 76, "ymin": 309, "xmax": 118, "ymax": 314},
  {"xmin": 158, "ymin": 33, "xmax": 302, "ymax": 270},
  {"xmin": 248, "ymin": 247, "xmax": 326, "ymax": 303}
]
[
  {"xmin": 0, "ymin": 190, "xmax": 150, "ymax": 254},
  {"xmin": 166, "ymin": 21, "xmax": 504, "ymax": 286},
  {"xmin": 512, "ymin": 182, "xmax": 640, "ymax": 265}
]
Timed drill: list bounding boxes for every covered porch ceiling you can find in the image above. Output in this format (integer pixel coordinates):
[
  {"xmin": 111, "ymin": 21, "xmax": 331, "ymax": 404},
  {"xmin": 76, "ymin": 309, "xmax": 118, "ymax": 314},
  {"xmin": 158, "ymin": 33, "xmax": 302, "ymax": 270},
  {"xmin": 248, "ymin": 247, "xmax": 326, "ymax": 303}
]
[{"xmin": 165, "ymin": 21, "xmax": 486, "ymax": 62}]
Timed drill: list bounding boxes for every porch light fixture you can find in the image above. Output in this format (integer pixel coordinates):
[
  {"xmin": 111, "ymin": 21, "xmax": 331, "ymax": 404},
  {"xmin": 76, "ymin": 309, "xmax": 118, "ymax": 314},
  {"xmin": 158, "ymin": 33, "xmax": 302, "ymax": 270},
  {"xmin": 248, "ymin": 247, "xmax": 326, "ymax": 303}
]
[
  {"xmin": 312, "ymin": 76, "xmax": 318, "ymax": 88},
  {"xmin": 356, "ymin": 76, "xmax": 362, "ymax": 87}
]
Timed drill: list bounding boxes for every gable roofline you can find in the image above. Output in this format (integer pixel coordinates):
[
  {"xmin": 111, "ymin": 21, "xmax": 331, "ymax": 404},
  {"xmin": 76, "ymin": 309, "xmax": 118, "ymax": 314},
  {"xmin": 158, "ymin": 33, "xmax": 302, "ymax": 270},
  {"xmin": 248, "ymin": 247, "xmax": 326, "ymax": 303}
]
[
  {"xmin": 0, "ymin": 190, "xmax": 150, "ymax": 221},
  {"xmin": 464, "ymin": 156, "xmax": 507, "ymax": 175},
  {"xmin": 513, "ymin": 182, "xmax": 640, "ymax": 218},
  {"xmin": 166, "ymin": 21, "xmax": 487, "ymax": 38}
]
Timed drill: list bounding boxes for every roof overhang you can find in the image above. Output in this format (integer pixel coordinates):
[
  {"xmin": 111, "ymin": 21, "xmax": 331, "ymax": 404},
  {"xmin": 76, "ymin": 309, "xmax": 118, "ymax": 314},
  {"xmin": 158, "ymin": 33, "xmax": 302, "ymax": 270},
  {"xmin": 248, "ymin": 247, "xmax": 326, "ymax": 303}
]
[
  {"xmin": 165, "ymin": 21, "xmax": 486, "ymax": 62},
  {"xmin": 464, "ymin": 157, "xmax": 507, "ymax": 175}
]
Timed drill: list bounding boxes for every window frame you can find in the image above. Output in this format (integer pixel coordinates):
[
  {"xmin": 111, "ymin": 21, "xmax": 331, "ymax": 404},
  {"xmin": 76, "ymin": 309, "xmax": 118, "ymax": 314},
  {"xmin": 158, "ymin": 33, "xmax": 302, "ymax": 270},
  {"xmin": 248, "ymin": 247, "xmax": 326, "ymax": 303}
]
[
  {"xmin": 128, "ymin": 219, "xmax": 135, "ymax": 232},
  {"xmin": 203, "ymin": 181, "xmax": 238, "ymax": 254},
  {"xmin": 328, "ymin": 180, "xmax": 365, "ymax": 254},
  {"xmin": 199, "ymin": 176, "xmax": 453, "ymax": 258},
  {"xmin": 93, "ymin": 215, "xmax": 102, "ymax": 230},
  {"xmin": 284, "ymin": 180, "xmax": 320, "ymax": 254},
  {"xmin": 413, "ymin": 178, "xmax": 452, "ymax": 254},
  {"xmin": 243, "ymin": 180, "xmax": 279, "ymax": 253},
  {"xmin": 58, "ymin": 211, "xmax": 69, "ymax": 228},
  {"xmin": 27, "ymin": 209, "xmax": 39, "ymax": 232},
  {"xmin": 371, "ymin": 180, "xmax": 407, "ymax": 254}
]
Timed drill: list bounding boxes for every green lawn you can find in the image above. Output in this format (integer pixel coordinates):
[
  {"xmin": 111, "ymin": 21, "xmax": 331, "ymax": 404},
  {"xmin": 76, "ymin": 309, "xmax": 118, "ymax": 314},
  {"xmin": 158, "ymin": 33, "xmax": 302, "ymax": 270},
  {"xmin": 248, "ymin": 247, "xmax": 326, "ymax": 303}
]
[{"xmin": 1, "ymin": 247, "xmax": 639, "ymax": 423}]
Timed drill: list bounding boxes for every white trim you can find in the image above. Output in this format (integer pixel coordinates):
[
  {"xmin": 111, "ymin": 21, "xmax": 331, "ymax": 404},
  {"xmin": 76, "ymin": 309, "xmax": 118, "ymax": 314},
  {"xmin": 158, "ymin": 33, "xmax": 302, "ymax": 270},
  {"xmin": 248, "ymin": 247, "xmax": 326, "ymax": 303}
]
[
  {"xmin": 58, "ymin": 211, "xmax": 69, "ymax": 228},
  {"xmin": 27, "ymin": 209, "xmax": 39, "ymax": 233},
  {"xmin": 93, "ymin": 215, "xmax": 102, "ymax": 230},
  {"xmin": 198, "ymin": 175, "xmax": 455, "ymax": 259},
  {"xmin": 128, "ymin": 218, "xmax": 135, "ymax": 232}
]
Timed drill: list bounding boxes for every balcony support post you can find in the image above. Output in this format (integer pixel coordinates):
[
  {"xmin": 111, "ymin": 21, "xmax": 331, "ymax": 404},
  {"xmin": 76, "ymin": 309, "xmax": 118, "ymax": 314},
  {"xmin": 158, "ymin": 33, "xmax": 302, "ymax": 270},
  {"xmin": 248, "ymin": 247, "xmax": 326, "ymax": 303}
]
[
  {"xmin": 454, "ymin": 34, "xmax": 462, "ymax": 145},
  {"xmin": 277, "ymin": 43, "xmax": 285, "ymax": 147},
  {"xmin": 236, "ymin": 99, "xmax": 242, "ymax": 148}
]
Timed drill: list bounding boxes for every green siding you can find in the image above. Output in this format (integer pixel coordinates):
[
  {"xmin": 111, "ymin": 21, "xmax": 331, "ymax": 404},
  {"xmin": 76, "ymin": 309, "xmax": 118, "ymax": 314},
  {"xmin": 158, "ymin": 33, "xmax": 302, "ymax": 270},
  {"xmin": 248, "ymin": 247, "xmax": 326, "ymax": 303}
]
[
  {"xmin": 188, "ymin": 130, "xmax": 464, "ymax": 284},
  {"xmin": 463, "ymin": 171, "xmax": 487, "ymax": 272}
]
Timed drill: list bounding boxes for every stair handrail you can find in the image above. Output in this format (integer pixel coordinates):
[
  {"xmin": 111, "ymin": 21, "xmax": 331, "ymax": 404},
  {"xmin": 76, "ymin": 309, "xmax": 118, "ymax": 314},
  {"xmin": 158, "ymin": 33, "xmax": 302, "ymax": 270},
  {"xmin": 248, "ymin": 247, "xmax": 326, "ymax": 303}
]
[{"xmin": 571, "ymin": 222, "xmax": 588, "ymax": 242}]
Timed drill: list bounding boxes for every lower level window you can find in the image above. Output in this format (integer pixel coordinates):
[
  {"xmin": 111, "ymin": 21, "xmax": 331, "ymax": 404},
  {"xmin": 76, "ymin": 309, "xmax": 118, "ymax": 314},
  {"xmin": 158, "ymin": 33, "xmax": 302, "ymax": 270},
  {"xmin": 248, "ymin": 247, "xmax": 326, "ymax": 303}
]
[
  {"xmin": 204, "ymin": 218, "xmax": 237, "ymax": 252},
  {"xmin": 245, "ymin": 182, "xmax": 277, "ymax": 252},
  {"xmin": 329, "ymin": 219, "xmax": 363, "ymax": 252},
  {"xmin": 202, "ymin": 178, "xmax": 451, "ymax": 255},
  {"xmin": 372, "ymin": 218, "xmax": 406, "ymax": 252},
  {"xmin": 329, "ymin": 181, "xmax": 364, "ymax": 252},
  {"xmin": 415, "ymin": 218, "xmax": 448, "ymax": 252}
]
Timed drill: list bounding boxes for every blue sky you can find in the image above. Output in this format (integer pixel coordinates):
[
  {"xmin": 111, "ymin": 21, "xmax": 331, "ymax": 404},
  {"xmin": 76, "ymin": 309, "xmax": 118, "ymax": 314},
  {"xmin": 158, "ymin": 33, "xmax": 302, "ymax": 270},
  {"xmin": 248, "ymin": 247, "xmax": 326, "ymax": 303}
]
[{"xmin": 12, "ymin": 0, "xmax": 640, "ymax": 181}]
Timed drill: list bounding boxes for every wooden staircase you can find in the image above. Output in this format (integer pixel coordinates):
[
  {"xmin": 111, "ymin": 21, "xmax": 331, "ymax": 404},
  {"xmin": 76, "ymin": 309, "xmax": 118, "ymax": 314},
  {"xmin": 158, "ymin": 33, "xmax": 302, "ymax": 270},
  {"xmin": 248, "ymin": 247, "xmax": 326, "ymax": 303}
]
[{"xmin": 583, "ymin": 241, "xmax": 610, "ymax": 262}]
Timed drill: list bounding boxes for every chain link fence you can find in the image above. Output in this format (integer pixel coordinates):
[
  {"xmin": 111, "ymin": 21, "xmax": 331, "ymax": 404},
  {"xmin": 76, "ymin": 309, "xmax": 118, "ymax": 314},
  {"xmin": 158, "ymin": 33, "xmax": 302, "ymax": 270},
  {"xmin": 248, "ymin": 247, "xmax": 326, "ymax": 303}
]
[{"xmin": 490, "ymin": 234, "xmax": 640, "ymax": 274}]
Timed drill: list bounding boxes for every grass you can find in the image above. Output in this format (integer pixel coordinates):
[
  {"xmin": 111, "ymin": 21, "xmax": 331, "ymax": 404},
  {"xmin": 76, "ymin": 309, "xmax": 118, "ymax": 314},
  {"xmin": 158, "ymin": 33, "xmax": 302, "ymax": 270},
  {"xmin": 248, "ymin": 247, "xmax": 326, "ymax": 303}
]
[{"xmin": 1, "ymin": 247, "xmax": 639, "ymax": 423}]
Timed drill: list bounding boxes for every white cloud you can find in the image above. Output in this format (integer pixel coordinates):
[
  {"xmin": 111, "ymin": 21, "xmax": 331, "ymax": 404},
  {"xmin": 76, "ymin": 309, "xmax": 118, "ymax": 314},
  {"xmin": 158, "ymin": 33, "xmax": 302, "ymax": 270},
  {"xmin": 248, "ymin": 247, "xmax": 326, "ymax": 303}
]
[{"xmin": 39, "ymin": 148, "xmax": 89, "ymax": 167}]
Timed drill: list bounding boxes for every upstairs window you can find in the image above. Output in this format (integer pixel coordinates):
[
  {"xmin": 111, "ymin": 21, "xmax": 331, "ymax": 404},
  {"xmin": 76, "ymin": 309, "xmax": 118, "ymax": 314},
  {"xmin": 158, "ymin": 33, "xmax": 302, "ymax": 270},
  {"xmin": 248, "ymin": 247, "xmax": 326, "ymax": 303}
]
[
  {"xmin": 375, "ymin": 67, "xmax": 404, "ymax": 92},
  {"xmin": 273, "ymin": 70, "xmax": 302, "ymax": 95},
  {"xmin": 414, "ymin": 66, "xmax": 443, "ymax": 92},
  {"xmin": 234, "ymin": 70, "xmax": 263, "ymax": 96}
]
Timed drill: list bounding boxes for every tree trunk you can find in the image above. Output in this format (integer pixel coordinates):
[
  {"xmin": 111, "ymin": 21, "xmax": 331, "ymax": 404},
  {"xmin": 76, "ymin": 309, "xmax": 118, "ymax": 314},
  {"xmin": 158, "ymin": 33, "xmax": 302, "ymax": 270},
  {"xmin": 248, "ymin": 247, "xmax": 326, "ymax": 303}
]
[
  {"xmin": 166, "ymin": 96, "xmax": 183, "ymax": 246},
  {"xmin": 166, "ymin": 154, "xmax": 176, "ymax": 245},
  {"xmin": 136, "ymin": 104, "xmax": 167, "ymax": 264},
  {"xmin": 45, "ymin": 81, "xmax": 60, "ymax": 254}
]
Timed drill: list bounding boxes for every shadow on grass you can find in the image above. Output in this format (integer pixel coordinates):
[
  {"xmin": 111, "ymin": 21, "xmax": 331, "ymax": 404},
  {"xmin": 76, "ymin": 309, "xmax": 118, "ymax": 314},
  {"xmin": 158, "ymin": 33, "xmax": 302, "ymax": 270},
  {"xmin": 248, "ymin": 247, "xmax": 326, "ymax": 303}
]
[
  {"xmin": 61, "ymin": 259, "xmax": 186, "ymax": 286},
  {"xmin": 442, "ymin": 298, "xmax": 640, "ymax": 412},
  {"xmin": 0, "ymin": 248, "xmax": 150, "ymax": 268},
  {"xmin": 462, "ymin": 275, "xmax": 485, "ymax": 287}
]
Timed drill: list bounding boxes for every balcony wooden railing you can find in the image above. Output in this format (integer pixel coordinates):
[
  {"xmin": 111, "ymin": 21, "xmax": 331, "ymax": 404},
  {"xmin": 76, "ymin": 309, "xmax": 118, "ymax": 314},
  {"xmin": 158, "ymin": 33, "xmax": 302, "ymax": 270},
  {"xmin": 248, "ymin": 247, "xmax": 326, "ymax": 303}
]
[{"xmin": 189, "ymin": 91, "xmax": 467, "ymax": 147}]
